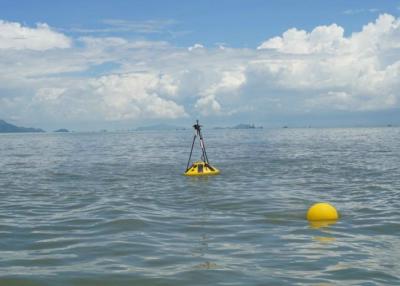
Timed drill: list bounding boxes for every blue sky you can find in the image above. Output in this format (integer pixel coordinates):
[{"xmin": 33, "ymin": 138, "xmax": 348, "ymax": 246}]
[
  {"xmin": 0, "ymin": 1, "xmax": 400, "ymax": 130},
  {"xmin": 2, "ymin": 0, "xmax": 399, "ymax": 47}
]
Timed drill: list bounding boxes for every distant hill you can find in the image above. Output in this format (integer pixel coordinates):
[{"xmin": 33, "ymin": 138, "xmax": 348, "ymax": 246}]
[
  {"xmin": 135, "ymin": 124, "xmax": 186, "ymax": 131},
  {"xmin": 214, "ymin": 124, "xmax": 263, "ymax": 129},
  {"xmin": 233, "ymin": 124, "xmax": 262, "ymax": 129},
  {"xmin": 54, "ymin": 128, "xmax": 69, "ymax": 132},
  {"xmin": 0, "ymin": 119, "xmax": 45, "ymax": 133}
]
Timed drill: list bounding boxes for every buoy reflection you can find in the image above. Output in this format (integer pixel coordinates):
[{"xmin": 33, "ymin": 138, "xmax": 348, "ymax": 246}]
[{"xmin": 309, "ymin": 220, "xmax": 337, "ymax": 229}]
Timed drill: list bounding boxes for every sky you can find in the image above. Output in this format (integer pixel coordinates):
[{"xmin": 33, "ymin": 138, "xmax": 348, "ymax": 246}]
[{"xmin": 1, "ymin": 0, "xmax": 400, "ymax": 130}]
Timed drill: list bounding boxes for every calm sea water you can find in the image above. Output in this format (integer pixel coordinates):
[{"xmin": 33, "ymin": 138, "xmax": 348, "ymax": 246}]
[{"xmin": 0, "ymin": 128, "xmax": 400, "ymax": 285}]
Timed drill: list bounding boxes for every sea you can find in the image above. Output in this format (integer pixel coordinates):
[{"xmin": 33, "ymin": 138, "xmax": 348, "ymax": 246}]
[{"xmin": 0, "ymin": 127, "xmax": 399, "ymax": 285}]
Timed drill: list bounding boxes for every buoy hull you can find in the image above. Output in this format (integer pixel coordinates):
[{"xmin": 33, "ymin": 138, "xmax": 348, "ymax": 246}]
[
  {"xmin": 184, "ymin": 161, "xmax": 220, "ymax": 176},
  {"xmin": 307, "ymin": 202, "xmax": 339, "ymax": 221}
]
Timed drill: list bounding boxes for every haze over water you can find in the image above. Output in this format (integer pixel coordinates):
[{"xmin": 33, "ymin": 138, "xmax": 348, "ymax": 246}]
[{"xmin": 0, "ymin": 128, "xmax": 399, "ymax": 285}]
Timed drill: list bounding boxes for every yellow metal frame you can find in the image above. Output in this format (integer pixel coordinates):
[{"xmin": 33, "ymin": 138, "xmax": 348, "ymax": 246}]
[{"xmin": 184, "ymin": 161, "xmax": 220, "ymax": 176}]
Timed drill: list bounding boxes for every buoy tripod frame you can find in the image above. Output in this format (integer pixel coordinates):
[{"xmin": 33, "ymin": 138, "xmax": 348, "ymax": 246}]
[{"xmin": 184, "ymin": 120, "xmax": 220, "ymax": 176}]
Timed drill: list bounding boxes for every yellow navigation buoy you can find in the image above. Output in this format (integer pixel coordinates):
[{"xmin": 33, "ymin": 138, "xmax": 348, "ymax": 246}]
[
  {"xmin": 307, "ymin": 202, "xmax": 339, "ymax": 221},
  {"xmin": 184, "ymin": 161, "xmax": 220, "ymax": 176},
  {"xmin": 184, "ymin": 120, "xmax": 220, "ymax": 176}
]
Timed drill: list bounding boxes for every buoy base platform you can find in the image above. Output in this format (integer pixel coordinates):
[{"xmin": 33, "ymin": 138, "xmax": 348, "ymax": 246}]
[{"xmin": 184, "ymin": 161, "xmax": 220, "ymax": 176}]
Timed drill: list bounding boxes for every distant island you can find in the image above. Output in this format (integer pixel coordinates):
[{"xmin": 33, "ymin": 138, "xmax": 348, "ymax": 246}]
[
  {"xmin": 233, "ymin": 123, "xmax": 262, "ymax": 129},
  {"xmin": 54, "ymin": 129, "xmax": 69, "ymax": 132},
  {"xmin": 0, "ymin": 119, "xmax": 44, "ymax": 133},
  {"xmin": 135, "ymin": 124, "xmax": 186, "ymax": 131},
  {"xmin": 214, "ymin": 123, "xmax": 263, "ymax": 130}
]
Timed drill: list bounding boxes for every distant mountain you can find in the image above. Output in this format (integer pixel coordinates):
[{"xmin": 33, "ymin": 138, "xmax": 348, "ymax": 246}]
[
  {"xmin": 213, "ymin": 124, "xmax": 263, "ymax": 130},
  {"xmin": 232, "ymin": 124, "xmax": 263, "ymax": 129},
  {"xmin": 135, "ymin": 124, "xmax": 186, "ymax": 131},
  {"xmin": 0, "ymin": 119, "xmax": 45, "ymax": 133},
  {"xmin": 54, "ymin": 128, "xmax": 69, "ymax": 132}
]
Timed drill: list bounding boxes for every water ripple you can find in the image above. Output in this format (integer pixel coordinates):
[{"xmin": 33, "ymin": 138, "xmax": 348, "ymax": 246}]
[{"xmin": 0, "ymin": 129, "xmax": 400, "ymax": 284}]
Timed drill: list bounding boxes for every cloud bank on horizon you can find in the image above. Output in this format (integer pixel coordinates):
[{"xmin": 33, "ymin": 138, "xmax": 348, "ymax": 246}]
[{"xmin": 0, "ymin": 13, "xmax": 400, "ymax": 128}]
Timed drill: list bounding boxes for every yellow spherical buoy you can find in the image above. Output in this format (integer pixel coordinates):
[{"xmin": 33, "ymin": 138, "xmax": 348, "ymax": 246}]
[{"xmin": 307, "ymin": 202, "xmax": 339, "ymax": 221}]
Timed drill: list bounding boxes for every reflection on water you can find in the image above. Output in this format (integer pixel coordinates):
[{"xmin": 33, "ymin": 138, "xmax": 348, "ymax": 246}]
[
  {"xmin": 310, "ymin": 221, "xmax": 337, "ymax": 244},
  {"xmin": 309, "ymin": 220, "xmax": 337, "ymax": 229},
  {"xmin": 194, "ymin": 261, "xmax": 218, "ymax": 270},
  {"xmin": 189, "ymin": 189, "xmax": 220, "ymax": 270},
  {"xmin": 313, "ymin": 236, "xmax": 336, "ymax": 243}
]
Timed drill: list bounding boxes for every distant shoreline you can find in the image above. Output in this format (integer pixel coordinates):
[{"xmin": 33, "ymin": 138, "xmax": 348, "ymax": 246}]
[{"xmin": 0, "ymin": 118, "xmax": 397, "ymax": 134}]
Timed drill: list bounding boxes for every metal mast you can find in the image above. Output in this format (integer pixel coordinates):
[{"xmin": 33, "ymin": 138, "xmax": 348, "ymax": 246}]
[{"xmin": 185, "ymin": 120, "xmax": 210, "ymax": 171}]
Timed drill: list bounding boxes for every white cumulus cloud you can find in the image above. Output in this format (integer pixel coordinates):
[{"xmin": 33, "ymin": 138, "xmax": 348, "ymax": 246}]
[
  {"xmin": 195, "ymin": 95, "xmax": 221, "ymax": 115},
  {"xmin": 188, "ymin": 43, "xmax": 204, "ymax": 51},
  {"xmin": 0, "ymin": 20, "xmax": 71, "ymax": 50},
  {"xmin": 35, "ymin": 87, "xmax": 66, "ymax": 101},
  {"xmin": 257, "ymin": 24, "xmax": 346, "ymax": 54},
  {"xmin": 91, "ymin": 73, "xmax": 187, "ymax": 120},
  {"xmin": 253, "ymin": 13, "xmax": 400, "ymax": 111}
]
